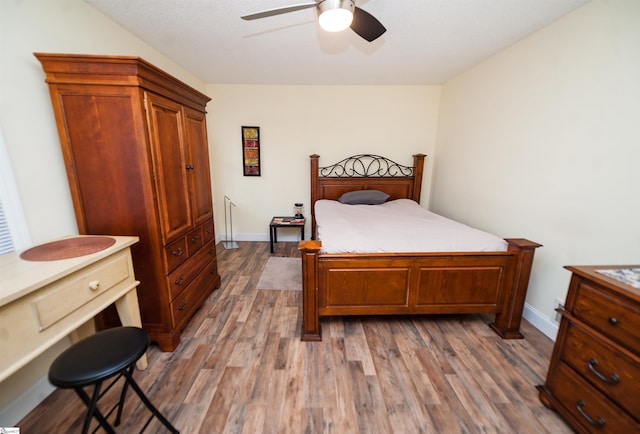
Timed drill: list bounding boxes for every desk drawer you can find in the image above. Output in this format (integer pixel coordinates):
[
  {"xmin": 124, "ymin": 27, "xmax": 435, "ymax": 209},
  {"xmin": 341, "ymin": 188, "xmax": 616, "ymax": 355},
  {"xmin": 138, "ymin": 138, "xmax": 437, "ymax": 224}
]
[
  {"xmin": 561, "ymin": 322, "xmax": 640, "ymax": 416},
  {"xmin": 32, "ymin": 250, "xmax": 133, "ymax": 330},
  {"xmin": 572, "ymin": 279, "xmax": 640, "ymax": 353}
]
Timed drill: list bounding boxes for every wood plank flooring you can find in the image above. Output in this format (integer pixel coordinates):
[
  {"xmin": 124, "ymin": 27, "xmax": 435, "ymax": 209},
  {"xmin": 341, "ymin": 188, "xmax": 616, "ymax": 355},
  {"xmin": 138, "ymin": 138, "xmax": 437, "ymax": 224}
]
[{"xmin": 18, "ymin": 241, "xmax": 571, "ymax": 433}]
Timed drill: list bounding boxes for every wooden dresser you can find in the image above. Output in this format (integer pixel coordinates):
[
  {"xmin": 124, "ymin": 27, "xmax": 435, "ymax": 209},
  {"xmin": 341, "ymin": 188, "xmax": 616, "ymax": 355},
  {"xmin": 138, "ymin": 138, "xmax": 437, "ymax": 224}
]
[
  {"xmin": 537, "ymin": 265, "xmax": 640, "ymax": 433},
  {"xmin": 35, "ymin": 53, "xmax": 221, "ymax": 351}
]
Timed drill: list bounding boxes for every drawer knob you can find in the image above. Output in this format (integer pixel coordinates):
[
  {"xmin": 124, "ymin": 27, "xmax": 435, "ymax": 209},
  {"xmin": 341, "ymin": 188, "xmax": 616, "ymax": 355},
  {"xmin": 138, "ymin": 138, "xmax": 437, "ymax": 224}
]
[
  {"xmin": 174, "ymin": 275, "xmax": 185, "ymax": 286},
  {"xmin": 191, "ymin": 235, "xmax": 200, "ymax": 244},
  {"xmin": 172, "ymin": 247, "xmax": 183, "ymax": 257},
  {"xmin": 588, "ymin": 358, "xmax": 620, "ymax": 385},
  {"xmin": 576, "ymin": 400, "xmax": 605, "ymax": 428},
  {"xmin": 608, "ymin": 316, "xmax": 618, "ymax": 326},
  {"xmin": 177, "ymin": 300, "xmax": 187, "ymax": 311},
  {"xmin": 88, "ymin": 280, "xmax": 100, "ymax": 291}
]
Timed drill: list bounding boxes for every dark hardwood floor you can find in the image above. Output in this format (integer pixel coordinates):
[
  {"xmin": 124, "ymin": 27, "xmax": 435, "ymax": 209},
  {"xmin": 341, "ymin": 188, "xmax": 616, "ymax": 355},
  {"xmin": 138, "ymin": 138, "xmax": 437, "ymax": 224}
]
[{"xmin": 18, "ymin": 241, "xmax": 571, "ymax": 433}]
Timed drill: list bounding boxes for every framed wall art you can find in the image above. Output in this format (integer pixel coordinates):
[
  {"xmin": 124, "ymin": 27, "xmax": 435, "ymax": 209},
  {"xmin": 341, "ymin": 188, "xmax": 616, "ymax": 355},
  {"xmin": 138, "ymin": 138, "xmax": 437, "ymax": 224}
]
[{"xmin": 241, "ymin": 126, "xmax": 261, "ymax": 176}]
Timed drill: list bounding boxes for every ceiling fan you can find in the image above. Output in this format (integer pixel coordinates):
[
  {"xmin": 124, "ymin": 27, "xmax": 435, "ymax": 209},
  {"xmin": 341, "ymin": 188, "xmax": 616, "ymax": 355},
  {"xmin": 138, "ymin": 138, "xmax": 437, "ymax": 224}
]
[{"xmin": 241, "ymin": 0, "xmax": 386, "ymax": 42}]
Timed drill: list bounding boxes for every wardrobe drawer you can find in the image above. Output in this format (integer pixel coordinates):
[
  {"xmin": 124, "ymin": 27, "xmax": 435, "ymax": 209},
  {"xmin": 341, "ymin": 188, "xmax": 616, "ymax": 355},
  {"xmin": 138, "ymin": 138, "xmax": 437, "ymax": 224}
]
[
  {"xmin": 561, "ymin": 322, "xmax": 640, "ymax": 416},
  {"xmin": 167, "ymin": 239, "xmax": 216, "ymax": 300},
  {"xmin": 32, "ymin": 250, "xmax": 133, "ymax": 331},
  {"xmin": 186, "ymin": 226, "xmax": 204, "ymax": 256},
  {"xmin": 552, "ymin": 363, "xmax": 637, "ymax": 433},
  {"xmin": 572, "ymin": 279, "xmax": 639, "ymax": 353},
  {"xmin": 170, "ymin": 259, "xmax": 217, "ymax": 327},
  {"xmin": 164, "ymin": 237, "xmax": 187, "ymax": 272},
  {"xmin": 201, "ymin": 220, "xmax": 215, "ymax": 244}
]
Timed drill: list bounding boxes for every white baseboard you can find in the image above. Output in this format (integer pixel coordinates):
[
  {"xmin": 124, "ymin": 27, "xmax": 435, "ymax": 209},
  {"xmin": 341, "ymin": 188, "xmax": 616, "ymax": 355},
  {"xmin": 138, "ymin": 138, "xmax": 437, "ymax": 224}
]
[
  {"xmin": 0, "ymin": 375, "xmax": 55, "ymax": 426},
  {"xmin": 523, "ymin": 302, "xmax": 558, "ymax": 341},
  {"xmin": 218, "ymin": 232, "xmax": 308, "ymax": 244}
]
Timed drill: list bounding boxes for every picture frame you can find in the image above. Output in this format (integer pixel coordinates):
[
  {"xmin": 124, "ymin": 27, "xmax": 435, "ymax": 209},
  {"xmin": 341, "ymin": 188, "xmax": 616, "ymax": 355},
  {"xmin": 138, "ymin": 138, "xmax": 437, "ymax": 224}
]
[{"xmin": 241, "ymin": 126, "xmax": 261, "ymax": 176}]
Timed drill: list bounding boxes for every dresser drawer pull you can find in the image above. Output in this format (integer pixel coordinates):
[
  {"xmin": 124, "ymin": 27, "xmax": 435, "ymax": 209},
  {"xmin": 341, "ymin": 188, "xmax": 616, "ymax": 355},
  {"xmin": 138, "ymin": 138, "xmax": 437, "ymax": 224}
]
[
  {"xmin": 576, "ymin": 400, "xmax": 605, "ymax": 428},
  {"xmin": 191, "ymin": 235, "xmax": 200, "ymax": 244},
  {"xmin": 88, "ymin": 280, "xmax": 100, "ymax": 291},
  {"xmin": 172, "ymin": 247, "xmax": 183, "ymax": 257},
  {"xmin": 588, "ymin": 358, "xmax": 620, "ymax": 385},
  {"xmin": 174, "ymin": 275, "xmax": 185, "ymax": 286},
  {"xmin": 608, "ymin": 316, "xmax": 618, "ymax": 325},
  {"xmin": 177, "ymin": 300, "xmax": 187, "ymax": 311}
]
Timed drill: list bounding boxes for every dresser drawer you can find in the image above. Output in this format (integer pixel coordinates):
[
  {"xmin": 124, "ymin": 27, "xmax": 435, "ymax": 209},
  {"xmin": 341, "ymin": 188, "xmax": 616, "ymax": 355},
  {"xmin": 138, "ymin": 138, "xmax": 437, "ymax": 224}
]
[
  {"xmin": 170, "ymin": 259, "xmax": 217, "ymax": 327},
  {"xmin": 164, "ymin": 237, "xmax": 188, "ymax": 272},
  {"xmin": 552, "ymin": 363, "xmax": 638, "ymax": 433},
  {"xmin": 562, "ymin": 322, "xmax": 640, "ymax": 416},
  {"xmin": 572, "ymin": 279, "xmax": 640, "ymax": 353},
  {"xmin": 32, "ymin": 249, "xmax": 133, "ymax": 331},
  {"xmin": 167, "ymin": 240, "xmax": 217, "ymax": 300}
]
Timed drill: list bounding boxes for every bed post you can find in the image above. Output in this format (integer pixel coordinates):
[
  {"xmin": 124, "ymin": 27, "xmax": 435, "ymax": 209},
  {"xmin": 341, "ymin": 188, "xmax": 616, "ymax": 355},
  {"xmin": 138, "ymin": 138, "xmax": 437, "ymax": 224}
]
[
  {"xmin": 411, "ymin": 154, "xmax": 426, "ymax": 203},
  {"xmin": 299, "ymin": 239, "xmax": 322, "ymax": 341},
  {"xmin": 310, "ymin": 155, "xmax": 320, "ymax": 239},
  {"xmin": 490, "ymin": 238, "xmax": 542, "ymax": 338}
]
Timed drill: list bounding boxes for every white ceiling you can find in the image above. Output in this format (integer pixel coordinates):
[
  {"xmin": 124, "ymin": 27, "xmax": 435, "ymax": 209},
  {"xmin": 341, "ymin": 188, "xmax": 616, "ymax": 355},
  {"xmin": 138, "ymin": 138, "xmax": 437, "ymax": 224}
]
[{"xmin": 85, "ymin": 0, "xmax": 589, "ymax": 85}]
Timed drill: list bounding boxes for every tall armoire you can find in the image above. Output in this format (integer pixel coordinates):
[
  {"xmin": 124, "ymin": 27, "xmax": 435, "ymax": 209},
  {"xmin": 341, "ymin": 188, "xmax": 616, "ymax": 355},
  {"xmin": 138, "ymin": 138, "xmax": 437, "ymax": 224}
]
[{"xmin": 36, "ymin": 53, "xmax": 221, "ymax": 351}]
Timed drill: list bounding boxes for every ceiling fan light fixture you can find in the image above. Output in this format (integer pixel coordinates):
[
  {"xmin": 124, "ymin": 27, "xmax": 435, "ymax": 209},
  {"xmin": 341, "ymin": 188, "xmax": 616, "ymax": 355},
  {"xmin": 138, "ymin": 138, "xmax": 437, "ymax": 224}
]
[{"xmin": 318, "ymin": 0, "xmax": 354, "ymax": 32}]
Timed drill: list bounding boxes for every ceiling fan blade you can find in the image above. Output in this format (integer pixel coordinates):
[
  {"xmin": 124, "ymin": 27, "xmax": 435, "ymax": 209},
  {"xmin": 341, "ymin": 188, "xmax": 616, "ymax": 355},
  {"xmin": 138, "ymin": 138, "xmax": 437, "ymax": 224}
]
[
  {"xmin": 350, "ymin": 6, "xmax": 386, "ymax": 42},
  {"xmin": 241, "ymin": 2, "xmax": 318, "ymax": 20}
]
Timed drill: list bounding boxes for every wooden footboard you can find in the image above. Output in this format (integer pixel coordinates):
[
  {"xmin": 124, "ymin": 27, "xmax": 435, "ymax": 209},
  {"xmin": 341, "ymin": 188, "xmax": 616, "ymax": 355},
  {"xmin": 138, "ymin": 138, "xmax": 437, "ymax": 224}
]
[{"xmin": 299, "ymin": 238, "xmax": 541, "ymax": 341}]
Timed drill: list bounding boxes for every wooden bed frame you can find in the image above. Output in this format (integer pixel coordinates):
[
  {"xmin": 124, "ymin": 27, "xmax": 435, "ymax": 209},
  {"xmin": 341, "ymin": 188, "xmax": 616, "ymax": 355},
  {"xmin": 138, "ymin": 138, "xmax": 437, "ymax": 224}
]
[{"xmin": 298, "ymin": 154, "xmax": 541, "ymax": 341}]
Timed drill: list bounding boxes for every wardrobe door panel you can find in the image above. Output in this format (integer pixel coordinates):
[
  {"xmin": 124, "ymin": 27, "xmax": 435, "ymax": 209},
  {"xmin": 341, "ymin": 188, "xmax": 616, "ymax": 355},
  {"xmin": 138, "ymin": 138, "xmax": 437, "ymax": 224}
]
[
  {"xmin": 146, "ymin": 92, "xmax": 192, "ymax": 243},
  {"xmin": 184, "ymin": 107, "xmax": 213, "ymax": 227}
]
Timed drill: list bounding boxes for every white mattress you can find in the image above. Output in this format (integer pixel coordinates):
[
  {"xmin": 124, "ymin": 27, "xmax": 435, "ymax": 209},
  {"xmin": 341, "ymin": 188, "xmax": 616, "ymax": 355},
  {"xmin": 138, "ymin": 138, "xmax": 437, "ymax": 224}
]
[{"xmin": 315, "ymin": 199, "xmax": 508, "ymax": 253}]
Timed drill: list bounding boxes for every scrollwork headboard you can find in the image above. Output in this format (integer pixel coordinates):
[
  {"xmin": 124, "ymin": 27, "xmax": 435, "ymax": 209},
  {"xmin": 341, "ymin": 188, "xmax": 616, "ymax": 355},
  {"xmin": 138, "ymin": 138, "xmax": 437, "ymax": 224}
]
[{"xmin": 309, "ymin": 153, "xmax": 426, "ymax": 237}]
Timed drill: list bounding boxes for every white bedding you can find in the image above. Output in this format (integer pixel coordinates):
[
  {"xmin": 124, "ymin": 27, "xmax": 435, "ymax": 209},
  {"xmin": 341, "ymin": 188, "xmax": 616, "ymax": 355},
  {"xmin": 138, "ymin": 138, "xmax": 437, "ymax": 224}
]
[{"xmin": 315, "ymin": 199, "xmax": 508, "ymax": 253}]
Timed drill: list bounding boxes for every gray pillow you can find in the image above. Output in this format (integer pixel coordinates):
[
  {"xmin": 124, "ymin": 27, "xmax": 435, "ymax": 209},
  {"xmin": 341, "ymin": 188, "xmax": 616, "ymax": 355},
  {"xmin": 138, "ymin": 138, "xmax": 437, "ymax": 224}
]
[{"xmin": 338, "ymin": 189, "xmax": 390, "ymax": 205}]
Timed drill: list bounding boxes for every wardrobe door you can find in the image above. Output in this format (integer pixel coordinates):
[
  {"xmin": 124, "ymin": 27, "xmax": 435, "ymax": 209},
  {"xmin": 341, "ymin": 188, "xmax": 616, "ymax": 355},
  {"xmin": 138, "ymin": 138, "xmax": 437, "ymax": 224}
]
[
  {"xmin": 146, "ymin": 92, "xmax": 193, "ymax": 243},
  {"xmin": 184, "ymin": 107, "xmax": 213, "ymax": 227}
]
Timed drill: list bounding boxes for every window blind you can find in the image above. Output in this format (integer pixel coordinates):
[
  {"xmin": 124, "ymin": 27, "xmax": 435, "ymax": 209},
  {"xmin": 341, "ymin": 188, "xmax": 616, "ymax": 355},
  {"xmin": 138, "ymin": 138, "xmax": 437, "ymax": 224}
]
[{"xmin": 0, "ymin": 198, "xmax": 15, "ymax": 254}]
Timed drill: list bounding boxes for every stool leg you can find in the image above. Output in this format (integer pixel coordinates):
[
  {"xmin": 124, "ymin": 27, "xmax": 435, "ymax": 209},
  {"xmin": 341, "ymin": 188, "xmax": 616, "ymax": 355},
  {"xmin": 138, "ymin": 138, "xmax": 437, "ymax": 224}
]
[
  {"xmin": 74, "ymin": 383, "xmax": 116, "ymax": 434},
  {"xmin": 114, "ymin": 366, "xmax": 133, "ymax": 426},
  {"xmin": 123, "ymin": 370, "xmax": 179, "ymax": 433}
]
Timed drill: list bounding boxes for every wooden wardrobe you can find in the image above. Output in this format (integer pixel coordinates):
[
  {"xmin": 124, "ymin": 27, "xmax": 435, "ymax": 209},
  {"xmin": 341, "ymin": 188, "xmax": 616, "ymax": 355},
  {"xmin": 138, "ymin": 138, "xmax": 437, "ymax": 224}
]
[{"xmin": 36, "ymin": 53, "xmax": 221, "ymax": 351}]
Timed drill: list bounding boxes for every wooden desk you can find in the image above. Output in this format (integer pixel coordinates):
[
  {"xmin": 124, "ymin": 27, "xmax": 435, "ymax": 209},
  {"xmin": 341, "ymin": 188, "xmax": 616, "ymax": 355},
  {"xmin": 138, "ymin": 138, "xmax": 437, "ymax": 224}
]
[{"xmin": 0, "ymin": 235, "xmax": 145, "ymax": 382}]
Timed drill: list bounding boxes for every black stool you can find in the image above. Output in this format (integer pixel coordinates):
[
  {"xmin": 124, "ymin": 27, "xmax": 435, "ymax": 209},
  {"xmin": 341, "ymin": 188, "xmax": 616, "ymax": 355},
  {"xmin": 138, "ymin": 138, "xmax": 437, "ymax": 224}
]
[{"xmin": 48, "ymin": 326, "xmax": 179, "ymax": 433}]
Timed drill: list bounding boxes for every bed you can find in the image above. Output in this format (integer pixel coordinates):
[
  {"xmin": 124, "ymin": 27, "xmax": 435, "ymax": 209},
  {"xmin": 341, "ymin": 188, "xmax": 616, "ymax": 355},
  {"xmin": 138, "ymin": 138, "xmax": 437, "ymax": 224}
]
[{"xmin": 298, "ymin": 154, "xmax": 541, "ymax": 341}]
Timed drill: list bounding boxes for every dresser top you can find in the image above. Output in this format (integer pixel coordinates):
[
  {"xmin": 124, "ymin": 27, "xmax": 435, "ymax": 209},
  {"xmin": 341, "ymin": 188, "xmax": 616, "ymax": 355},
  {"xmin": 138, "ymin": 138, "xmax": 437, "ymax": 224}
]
[
  {"xmin": 0, "ymin": 235, "xmax": 138, "ymax": 307},
  {"xmin": 565, "ymin": 265, "xmax": 640, "ymax": 302}
]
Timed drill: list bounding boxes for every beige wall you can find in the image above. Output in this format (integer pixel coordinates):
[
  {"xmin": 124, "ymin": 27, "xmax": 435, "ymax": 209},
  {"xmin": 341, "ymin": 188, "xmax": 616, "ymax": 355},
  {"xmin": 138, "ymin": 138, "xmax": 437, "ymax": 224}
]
[
  {"xmin": 206, "ymin": 84, "xmax": 440, "ymax": 241},
  {"xmin": 433, "ymin": 0, "xmax": 640, "ymax": 334}
]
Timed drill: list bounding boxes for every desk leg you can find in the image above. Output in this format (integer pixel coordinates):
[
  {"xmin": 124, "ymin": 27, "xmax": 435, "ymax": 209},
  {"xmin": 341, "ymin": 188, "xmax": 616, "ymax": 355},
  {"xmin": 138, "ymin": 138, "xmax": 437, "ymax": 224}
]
[
  {"xmin": 69, "ymin": 319, "xmax": 96, "ymax": 344},
  {"xmin": 114, "ymin": 288, "xmax": 148, "ymax": 370}
]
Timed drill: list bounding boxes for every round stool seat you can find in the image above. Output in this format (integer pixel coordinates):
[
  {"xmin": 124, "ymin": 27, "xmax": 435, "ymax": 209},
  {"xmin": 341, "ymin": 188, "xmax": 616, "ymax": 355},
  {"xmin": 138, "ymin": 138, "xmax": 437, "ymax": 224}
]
[{"xmin": 49, "ymin": 326, "xmax": 149, "ymax": 388}]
